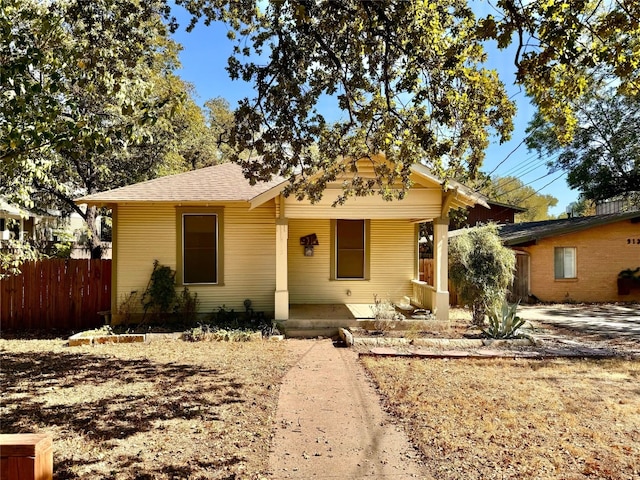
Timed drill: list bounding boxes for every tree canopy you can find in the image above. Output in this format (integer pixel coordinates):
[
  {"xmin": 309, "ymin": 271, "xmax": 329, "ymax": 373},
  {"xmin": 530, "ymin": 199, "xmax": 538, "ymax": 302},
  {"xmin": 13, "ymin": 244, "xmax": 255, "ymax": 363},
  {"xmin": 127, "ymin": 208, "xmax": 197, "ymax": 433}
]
[
  {"xmin": 4, "ymin": 0, "xmax": 639, "ymax": 208},
  {"xmin": 1, "ymin": 0, "xmax": 173, "ymax": 166},
  {"xmin": 178, "ymin": 0, "xmax": 516, "ymax": 203},
  {"xmin": 485, "ymin": 0, "xmax": 640, "ymax": 144},
  {"xmin": 3, "ymin": 0, "xmax": 639, "ymax": 232},
  {"xmin": 526, "ymin": 89, "xmax": 640, "ymax": 203},
  {"xmin": 171, "ymin": 0, "xmax": 639, "ymax": 203},
  {"xmin": 477, "ymin": 175, "xmax": 559, "ymax": 222},
  {"xmin": 1, "ymin": 0, "xmax": 211, "ymax": 258}
]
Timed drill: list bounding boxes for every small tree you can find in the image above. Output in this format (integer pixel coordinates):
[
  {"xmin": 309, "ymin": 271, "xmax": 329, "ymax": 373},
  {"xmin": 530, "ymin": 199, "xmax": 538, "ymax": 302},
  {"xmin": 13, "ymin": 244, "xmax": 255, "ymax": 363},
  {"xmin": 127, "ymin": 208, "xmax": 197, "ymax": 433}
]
[
  {"xmin": 449, "ymin": 224, "xmax": 516, "ymax": 326},
  {"xmin": 0, "ymin": 239, "xmax": 40, "ymax": 279}
]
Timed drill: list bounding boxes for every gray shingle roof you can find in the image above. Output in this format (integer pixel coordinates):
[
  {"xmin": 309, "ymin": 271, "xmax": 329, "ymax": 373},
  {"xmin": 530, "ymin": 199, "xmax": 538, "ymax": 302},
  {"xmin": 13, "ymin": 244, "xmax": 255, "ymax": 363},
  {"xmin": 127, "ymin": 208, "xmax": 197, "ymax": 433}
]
[
  {"xmin": 498, "ymin": 212, "xmax": 640, "ymax": 246},
  {"xmin": 76, "ymin": 163, "xmax": 287, "ymax": 205}
]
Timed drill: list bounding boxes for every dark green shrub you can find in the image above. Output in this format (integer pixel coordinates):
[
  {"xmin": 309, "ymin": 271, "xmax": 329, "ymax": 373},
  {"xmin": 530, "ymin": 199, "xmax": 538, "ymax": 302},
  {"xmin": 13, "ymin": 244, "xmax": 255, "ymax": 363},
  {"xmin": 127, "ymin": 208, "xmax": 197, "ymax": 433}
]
[
  {"xmin": 142, "ymin": 260, "xmax": 177, "ymax": 321},
  {"xmin": 175, "ymin": 287, "xmax": 200, "ymax": 325},
  {"xmin": 449, "ymin": 224, "xmax": 516, "ymax": 326},
  {"xmin": 618, "ymin": 267, "xmax": 640, "ymax": 280}
]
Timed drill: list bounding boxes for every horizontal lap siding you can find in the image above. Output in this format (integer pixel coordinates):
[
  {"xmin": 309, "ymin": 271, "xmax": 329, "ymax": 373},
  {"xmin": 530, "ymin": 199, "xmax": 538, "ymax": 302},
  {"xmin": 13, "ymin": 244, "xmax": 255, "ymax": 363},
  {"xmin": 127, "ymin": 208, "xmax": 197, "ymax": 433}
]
[
  {"xmin": 370, "ymin": 220, "xmax": 414, "ymax": 303},
  {"xmin": 190, "ymin": 204, "xmax": 276, "ymax": 314},
  {"xmin": 288, "ymin": 220, "xmax": 331, "ymax": 303},
  {"xmin": 117, "ymin": 205, "xmax": 176, "ymax": 310},
  {"xmin": 116, "ymin": 203, "xmax": 277, "ymax": 316},
  {"xmin": 284, "ymin": 188, "xmax": 442, "ymax": 219},
  {"xmin": 288, "ymin": 219, "xmax": 414, "ymax": 304}
]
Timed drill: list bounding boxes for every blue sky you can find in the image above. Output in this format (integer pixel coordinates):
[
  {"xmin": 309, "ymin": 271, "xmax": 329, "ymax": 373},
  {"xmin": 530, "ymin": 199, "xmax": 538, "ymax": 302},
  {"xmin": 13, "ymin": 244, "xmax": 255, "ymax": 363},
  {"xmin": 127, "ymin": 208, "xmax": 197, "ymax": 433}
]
[{"xmin": 169, "ymin": 8, "xmax": 577, "ymax": 217}]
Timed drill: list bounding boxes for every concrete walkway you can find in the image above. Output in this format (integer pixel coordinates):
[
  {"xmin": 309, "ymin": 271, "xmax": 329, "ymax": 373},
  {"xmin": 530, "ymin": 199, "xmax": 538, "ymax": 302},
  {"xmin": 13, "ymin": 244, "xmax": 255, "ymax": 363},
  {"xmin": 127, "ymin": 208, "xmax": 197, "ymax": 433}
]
[
  {"xmin": 518, "ymin": 303, "xmax": 640, "ymax": 339},
  {"xmin": 267, "ymin": 339, "xmax": 428, "ymax": 479}
]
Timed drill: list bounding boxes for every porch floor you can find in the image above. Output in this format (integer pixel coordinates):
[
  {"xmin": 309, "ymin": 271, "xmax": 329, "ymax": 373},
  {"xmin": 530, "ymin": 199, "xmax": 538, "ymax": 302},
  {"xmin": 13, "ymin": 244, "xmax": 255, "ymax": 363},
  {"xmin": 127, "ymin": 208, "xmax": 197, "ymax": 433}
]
[
  {"xmin": 288, "ymin": 304, "xmax": 376, "ymax": 321},
  {"xmin": 282, "ymin": 304, "xmax": 377, "ymax": 337}
]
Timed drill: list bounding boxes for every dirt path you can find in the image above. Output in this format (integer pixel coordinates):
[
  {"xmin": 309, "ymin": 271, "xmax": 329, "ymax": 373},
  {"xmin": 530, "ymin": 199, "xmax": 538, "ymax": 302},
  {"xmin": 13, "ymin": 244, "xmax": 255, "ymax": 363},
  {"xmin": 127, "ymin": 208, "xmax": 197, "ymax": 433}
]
[{"xmin": 267, "ymin": 339, "xmax": 428, "ymax": 479}]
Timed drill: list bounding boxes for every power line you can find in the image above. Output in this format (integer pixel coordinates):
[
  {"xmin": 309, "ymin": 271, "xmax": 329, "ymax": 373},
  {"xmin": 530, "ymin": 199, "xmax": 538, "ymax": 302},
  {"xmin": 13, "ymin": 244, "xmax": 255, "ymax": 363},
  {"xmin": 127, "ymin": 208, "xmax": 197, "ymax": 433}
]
[
  {"xmin": 517, "ymin": 171, "xmax": 568, "ymax": 203},
  {"xmin": 499, "ymin": 155, "xmax": 550, "ymax": 181},
  {"xmin": 482, "ymin": 133, "xmax": 534, "ymax": 181},
  {"xmin": 494, "ymin": 171, "xmax": 558, "ymax": 198}
]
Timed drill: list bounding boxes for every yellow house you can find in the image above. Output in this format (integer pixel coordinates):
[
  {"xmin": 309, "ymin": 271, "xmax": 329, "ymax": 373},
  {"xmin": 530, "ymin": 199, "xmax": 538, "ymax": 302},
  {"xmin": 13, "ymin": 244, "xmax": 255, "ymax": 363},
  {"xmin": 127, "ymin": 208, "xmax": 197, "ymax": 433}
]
[{"xmin": 77, "ymin": 159, "xmax": 482, "ymax": 335}]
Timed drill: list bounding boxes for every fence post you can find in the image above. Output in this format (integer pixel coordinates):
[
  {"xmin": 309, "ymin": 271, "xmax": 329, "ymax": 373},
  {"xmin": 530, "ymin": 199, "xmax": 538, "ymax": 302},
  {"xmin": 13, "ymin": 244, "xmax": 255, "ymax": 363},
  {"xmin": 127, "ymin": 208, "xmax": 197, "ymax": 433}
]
[{"xmin": 0, "ymin": 434, "xmax": 53, "ymax": 480}]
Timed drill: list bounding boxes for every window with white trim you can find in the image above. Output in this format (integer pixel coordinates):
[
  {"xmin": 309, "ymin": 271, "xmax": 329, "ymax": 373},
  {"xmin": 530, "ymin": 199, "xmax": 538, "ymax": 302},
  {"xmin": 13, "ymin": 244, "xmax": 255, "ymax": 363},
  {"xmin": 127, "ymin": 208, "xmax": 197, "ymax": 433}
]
[{"xmin": 554, "ymin": 247, "xmax": 576, "ymax": 279}]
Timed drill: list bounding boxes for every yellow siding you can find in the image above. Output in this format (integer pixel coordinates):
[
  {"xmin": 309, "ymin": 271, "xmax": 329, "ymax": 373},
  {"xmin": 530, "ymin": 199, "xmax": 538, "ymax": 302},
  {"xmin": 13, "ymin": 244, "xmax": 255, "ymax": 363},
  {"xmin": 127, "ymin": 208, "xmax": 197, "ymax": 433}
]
[
  {"xmin": 518, "ymin": 219, "xmax": 640, "ymax": 303},
  {"xmin": 115, "ymin": 202, "xmax": 276, "ymax": 316},
  {"xmin": 288, "ymin": 219, "xmax": 414, "ymax": 304},
  {"xmin": 117, "ymin": 204, "xmax": 176, "ymax": 311},
  {"xmin": 284, "ymin": 188, "xmax": 442, "ymax": 219}
]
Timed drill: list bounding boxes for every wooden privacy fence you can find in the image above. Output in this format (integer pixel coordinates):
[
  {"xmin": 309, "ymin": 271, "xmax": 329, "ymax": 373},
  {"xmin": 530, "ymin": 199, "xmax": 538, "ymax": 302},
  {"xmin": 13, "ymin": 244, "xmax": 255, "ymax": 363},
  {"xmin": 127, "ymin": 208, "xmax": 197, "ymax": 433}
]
[{"xmin": 1, "ymin": 259, "xmax": 111, "ymax": 331}]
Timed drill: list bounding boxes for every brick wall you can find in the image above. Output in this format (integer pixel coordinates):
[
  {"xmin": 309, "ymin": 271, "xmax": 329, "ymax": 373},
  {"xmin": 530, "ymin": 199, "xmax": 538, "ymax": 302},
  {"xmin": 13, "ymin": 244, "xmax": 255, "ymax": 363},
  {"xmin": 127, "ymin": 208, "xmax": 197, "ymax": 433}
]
[{"xmin": 516, "ymin": 219, "xmax": 640, "ymax": 303}]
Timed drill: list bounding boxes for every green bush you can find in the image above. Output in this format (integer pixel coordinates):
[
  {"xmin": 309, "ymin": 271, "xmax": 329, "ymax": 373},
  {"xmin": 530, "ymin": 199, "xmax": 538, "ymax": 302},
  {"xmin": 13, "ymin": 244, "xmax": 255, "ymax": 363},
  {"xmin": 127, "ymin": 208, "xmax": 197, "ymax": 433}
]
[
  {"xmin": 449, "ymin": 223, "xmax": 516, "ymax": 326},
  {"xmin": 618, "ymin": 267, "xmax": 640, "ymax": 280},
  {"xmin": 141, "ymin": 260, "xmax": 177, "ymax": 321},
  {"xmin": 175, "ymin": 287, "xmax": 200, "ymax": 325}
]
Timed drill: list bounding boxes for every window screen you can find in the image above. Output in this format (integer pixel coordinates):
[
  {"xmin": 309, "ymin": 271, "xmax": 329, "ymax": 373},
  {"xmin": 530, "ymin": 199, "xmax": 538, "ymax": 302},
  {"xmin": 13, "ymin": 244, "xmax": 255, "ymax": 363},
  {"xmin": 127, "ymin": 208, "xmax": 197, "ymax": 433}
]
[{"xmin": 183, "ymin": 214, "xmax": 217, "ymax": 284}]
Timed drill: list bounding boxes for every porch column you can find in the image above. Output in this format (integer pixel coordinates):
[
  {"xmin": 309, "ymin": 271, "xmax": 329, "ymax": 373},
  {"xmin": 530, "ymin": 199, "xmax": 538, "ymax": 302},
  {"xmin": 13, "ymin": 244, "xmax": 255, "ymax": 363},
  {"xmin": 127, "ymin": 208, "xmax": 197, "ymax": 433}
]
[
  {"xmin": 433, "ymin": 216, "xmax": 449, "ymax": 321},
  {"xmin": 274, "ymin": 218, "xmax": 289, "ymax": 320}
]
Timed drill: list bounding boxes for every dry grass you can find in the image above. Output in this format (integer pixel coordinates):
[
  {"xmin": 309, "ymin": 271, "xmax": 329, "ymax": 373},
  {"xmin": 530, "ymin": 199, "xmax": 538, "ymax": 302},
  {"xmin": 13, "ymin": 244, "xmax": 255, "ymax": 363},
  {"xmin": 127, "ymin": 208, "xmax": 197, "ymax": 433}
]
[
  {"xmin": 0, "ymin": 337, "xmax": 299, "ymax": 479},
  {"xmin": 362, "ymin": 356, "xmax": 640, "ymax": 480}
]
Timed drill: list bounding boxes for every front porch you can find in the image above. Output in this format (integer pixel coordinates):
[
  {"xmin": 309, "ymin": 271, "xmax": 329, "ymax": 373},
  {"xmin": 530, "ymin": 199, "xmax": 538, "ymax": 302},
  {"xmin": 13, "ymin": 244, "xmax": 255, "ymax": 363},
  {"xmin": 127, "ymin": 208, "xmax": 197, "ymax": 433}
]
[
  {"xmin": 281, "ymin": 284, "xmax": 439, "ymax": 337},
  {"xmin": 280, "ymin": 304, "xmax": 371, "ymax": 337}
]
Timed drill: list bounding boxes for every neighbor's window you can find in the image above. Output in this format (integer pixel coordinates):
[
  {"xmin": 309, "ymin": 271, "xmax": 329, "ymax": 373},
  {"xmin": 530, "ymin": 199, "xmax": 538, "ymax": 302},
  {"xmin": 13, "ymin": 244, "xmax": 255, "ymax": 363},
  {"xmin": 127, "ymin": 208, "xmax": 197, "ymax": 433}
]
[
  {"xmin": 554, "ymin": 247, "xmax": 576, "ymax": 279},
  {"xmin": 336, "ymin": 219, "xmax": 366, "ymax": 279},
  {"xmin": 183, "ymin": 214, "xmax": 218, "ymax": 284}
]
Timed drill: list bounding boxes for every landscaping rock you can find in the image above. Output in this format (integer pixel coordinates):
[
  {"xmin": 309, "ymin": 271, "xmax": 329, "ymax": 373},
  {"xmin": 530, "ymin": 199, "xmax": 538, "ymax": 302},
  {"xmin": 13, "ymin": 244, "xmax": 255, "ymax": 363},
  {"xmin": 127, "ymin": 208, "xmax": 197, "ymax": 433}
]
[
  {"xmin": 68, "ymin": 332, "xmax": 145, "ymax": 346},
  {"xmin": 338, "ymin": 328, "xmax": 353, "ymax": 347}
]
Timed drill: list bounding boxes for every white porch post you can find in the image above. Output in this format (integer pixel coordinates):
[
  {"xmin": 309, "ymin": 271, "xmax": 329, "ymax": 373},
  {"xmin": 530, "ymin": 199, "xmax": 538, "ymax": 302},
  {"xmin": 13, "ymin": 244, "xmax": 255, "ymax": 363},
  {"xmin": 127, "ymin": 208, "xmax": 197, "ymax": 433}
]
[
  {"xmin": 433, "ymin": 216, "xmax": 449, "ymax": 321},
  {"xmin": 274, "ymin": 205, "xmax": 289, "ymax": 320}
]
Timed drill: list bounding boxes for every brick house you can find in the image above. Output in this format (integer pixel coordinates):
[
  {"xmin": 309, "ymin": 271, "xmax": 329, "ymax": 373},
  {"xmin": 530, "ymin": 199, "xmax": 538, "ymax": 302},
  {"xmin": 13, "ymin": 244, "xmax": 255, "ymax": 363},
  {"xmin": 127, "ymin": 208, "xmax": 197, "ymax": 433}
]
[{"xmin": 498, "ymin": 212, "xmax": 640, "ymax": 303}]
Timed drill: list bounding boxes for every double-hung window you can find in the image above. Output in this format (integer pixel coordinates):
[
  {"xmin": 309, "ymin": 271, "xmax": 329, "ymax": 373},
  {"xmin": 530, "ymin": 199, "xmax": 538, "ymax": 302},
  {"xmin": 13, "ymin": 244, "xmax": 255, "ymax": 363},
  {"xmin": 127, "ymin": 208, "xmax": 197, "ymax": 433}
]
[
  {"xmin": 334, "ymin": 219, "xmax": 368, "ymax": 279},
  {"xmin": 554, "ymin": 247, "xmax": 576, "ymax": 279},
  {"xmin": 177, "ymin": 208, "xmax": 223, "ymax": 285}
]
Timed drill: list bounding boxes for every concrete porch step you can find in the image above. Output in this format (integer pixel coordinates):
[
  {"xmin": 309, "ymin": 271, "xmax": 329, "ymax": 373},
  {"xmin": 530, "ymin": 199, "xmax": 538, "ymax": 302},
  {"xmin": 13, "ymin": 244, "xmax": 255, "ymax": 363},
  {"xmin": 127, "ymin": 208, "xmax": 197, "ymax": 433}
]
[
  {"xmin": 280, "ymin": 319, "xmax": 448, "ymax": 338},
  {"xmin": 278, "ymin": 319, "xmax": 345, "ymax": 338},
  {"xmin": 282, "ymin": 326, "xmax": 341, "ymax": 338}
]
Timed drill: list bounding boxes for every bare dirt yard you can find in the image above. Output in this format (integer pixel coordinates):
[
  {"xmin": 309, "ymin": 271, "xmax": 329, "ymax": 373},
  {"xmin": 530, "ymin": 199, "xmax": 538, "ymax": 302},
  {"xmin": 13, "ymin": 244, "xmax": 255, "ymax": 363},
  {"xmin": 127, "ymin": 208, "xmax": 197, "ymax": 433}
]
[
  {"xmin": 2, "ymin": 306, "xmax": 639, "ymax": 480},
  {"xmin": 361, "ymin": 356, "xmax": 640, "ymax": 480},
  {"xmin": 0, "ymin": 337, "xmax": 301, "ymax": 479}
]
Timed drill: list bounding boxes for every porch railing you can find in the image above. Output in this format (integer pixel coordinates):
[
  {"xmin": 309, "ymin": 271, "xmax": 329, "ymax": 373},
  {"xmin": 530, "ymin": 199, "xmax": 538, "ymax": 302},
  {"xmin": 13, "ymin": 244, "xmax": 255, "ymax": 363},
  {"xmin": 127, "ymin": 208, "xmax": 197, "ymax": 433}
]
[{"xmin": 411, "ymin": 279, "xmax": 435, "ymax": 311}]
